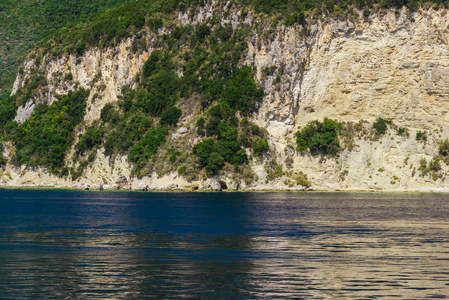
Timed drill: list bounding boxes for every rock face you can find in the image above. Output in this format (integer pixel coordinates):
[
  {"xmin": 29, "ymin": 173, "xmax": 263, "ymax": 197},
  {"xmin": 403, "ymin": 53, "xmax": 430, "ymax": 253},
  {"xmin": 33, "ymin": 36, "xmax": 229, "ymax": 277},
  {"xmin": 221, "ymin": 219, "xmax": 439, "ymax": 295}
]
[
  {"xmin": 135, "ymin": 183, "xmax": 148, "ymax": 191},
  {"xmin": 74, "ymin": 184, "xmax": 90, "ymax": 190},
  {"xmin": 177, "ymin": 127, "xmax": 188, "ymax": 134},
  {"xmin": 247, "ymin": 8, "xmax": 449, "ymax": 140},
  {"xmin": 6, "ymin": 7, "xmax": 449, "ymax": 191},
  {"xmin": 14, "ymin": 100, "xmax": 36, "ymax": 123},
  {"xmin": 209, "ymin": 180, "xmax": 222, "ymax": 191},
  {"xmin": 91, "ymin": 183, "xmax": 103, "ymax": 190},
  {"xmin": 116, "ymin": 176, "xmax": 128, "ymax": 185},
  {"xmin": 12, "ymin": 37, "xmax": 152, "ymax": 125}
]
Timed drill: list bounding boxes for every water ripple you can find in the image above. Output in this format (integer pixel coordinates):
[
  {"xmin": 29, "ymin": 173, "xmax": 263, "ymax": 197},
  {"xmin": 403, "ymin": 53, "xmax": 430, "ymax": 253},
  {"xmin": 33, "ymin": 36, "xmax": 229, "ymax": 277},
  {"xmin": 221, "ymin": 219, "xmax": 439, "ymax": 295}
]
[{"xmin": 0, "ymin": 190, "xmax": 449, "ymax": 298}]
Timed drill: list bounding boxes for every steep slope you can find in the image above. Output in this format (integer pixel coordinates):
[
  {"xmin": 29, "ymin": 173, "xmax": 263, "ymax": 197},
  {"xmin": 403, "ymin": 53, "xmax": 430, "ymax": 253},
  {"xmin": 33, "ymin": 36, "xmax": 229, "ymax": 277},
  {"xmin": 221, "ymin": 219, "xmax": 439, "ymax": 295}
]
[
  {"xmin": 2, "ymin": 1, "xmax": 449, "ymax": 191},
  {"xmin": 0, "ymin": 0, "xmax": 131, "ymax": 101}
]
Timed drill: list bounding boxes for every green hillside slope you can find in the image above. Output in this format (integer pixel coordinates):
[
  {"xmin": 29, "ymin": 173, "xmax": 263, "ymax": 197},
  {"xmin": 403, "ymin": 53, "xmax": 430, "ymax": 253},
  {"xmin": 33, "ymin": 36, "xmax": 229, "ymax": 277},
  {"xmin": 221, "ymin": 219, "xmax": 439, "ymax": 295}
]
[
  {"xmin": 1, "ymin": 0, "xmax": 448, "ymax": 185},
  {"xmin": 1, "ymin": 0, "xmax": 445, "ymax": 101},
  {"xmin": 0, "ymin": 0, "xmax": 130, "ymax": 101}
]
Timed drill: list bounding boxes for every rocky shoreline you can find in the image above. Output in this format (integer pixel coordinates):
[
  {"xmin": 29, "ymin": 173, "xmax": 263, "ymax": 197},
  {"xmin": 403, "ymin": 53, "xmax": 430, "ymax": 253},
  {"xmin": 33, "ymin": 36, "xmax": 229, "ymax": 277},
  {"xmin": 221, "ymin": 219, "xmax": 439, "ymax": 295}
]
[{"xmin": 2, "ymin": 182, "xmax": 449, "ymax": 193}]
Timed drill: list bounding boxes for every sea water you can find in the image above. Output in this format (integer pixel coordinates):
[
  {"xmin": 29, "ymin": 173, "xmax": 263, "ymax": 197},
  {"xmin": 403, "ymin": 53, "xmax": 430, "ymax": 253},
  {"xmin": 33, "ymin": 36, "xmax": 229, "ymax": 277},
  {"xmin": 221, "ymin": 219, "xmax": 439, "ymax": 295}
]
[{"xmin": 0, "ymin": 189, "xmax": 448, "ymax": 298}]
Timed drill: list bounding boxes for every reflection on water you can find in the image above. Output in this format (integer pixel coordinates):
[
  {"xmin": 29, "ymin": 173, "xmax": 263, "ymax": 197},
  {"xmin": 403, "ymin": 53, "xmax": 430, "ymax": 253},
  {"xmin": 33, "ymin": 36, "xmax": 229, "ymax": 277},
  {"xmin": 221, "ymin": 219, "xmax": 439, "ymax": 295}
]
[{"xmin": 1, "ymin": 190, "xmax": 449, "ymax": 298}]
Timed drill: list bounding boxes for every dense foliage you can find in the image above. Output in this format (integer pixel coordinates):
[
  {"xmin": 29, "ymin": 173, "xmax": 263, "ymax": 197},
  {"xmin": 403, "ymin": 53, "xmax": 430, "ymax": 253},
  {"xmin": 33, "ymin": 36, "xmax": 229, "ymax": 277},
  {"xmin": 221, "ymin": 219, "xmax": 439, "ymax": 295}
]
[
  {"xmin": 295, "ymin": 118, "xmax": 341, "ymax": 156},
  {"xmin": 0, "ymin": 96, "xmax": 18, "ymax": 128},
  {"xmin": 0, "ymin": 7, "xmax": 266, "ymax": 178},
  {"xmin": 128, "ymin": 126, "xmax": 169, "ymax": 173},
  {"xmin": 0, "ymin": 143, "xmax": 6, "ymax": 167},
  {"xmin": 75, "ymin": 126, "xmax": 104, "ymax": 155},
  {"xmin": 99, "ymin": 51, "xmax": 184, "ymax": 176},
  {"xmin": 190, "ymin": 63, "xmax": 264, "ymax": 174},
  {"xmin": 11, "ymin": 89, "xmax": 89, "ymax": 171},
  {"xmin": 0, "ymin": 0, "xmax": 131, "ymax": 101},
  {"xmin": 103, "ymin": 113, "xmax": 155, "ymax": 157},
  {"xmin": 252, "ymin": 139, "xmax": 269, "ymax": 157}
]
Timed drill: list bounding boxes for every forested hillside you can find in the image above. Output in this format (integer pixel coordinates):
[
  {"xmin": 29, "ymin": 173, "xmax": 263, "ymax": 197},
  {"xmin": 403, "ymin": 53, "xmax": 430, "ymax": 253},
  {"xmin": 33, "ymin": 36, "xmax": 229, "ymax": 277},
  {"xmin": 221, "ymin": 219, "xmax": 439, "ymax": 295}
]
[
  {"xmin": 0, "ymin": 0, "xmax": 131, "ymax": 101},
  {"xmin": 2, "ymin": 0, "xmax": 449, "ymax": 191},
  {"xmin": 1, "ymin": 0, "xmax": 446, "ymax": 101}
]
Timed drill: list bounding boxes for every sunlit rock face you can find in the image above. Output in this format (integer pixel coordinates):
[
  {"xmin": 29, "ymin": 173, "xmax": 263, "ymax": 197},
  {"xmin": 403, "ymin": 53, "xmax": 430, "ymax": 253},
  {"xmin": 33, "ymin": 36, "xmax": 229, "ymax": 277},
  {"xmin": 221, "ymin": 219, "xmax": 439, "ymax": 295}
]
[
  {"xmin": 247, "ymin": 8, "xmax": 449, "ymax": 141},
  {"xmin": 7, "ymin": 7, "xmax": 449, "ymax": 191},
  {"xmin": 12, "ymin": 38, "xmax": 153, "ymax": 125}
]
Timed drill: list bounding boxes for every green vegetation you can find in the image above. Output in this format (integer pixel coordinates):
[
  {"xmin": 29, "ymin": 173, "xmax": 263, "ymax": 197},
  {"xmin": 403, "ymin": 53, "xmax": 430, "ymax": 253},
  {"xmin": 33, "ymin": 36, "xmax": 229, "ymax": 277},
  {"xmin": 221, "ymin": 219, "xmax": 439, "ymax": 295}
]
[
  {"xmin": 100, "ymin": 104, "xmax": 119, "ymax": 123},
  {"xmin": 434, "ymin": 139, "xmax": 449, "ymax": 166},
  {"xmin": 0, "ymin": 4, "xmax": 266, "ymax": 179},
  {"xmin": 438, "ymin": 139, "xmax": 449, "ymax": 156},
  {"xmin": 428, "ymin": 157, "xmax": 441, "ymax": 172},
  {"xmin": 373, "ymin": 117, "xmax": 392, "ymax": 135},
  {"xmin": 128, "ymin": 126, "xmax": 169, "ymax": 174},
  {"xmin": 250, "ymin": 0, "xmax": 440, "ymax": 16},
  {"xmin": 0, "ymin": 96, "xmax": 18, "ymax": 128},
  {"xmin": 98, "ymin": 50, "xmax": 185, "ymax": 177},
  {"xmin": 193, "ymin": 139, "xmax": 224, "ymax": 175},
  {"xmin": 1, "ymin": 0, "xmax": 444, "ymax": 101},
  {"xmin": 264, "ymin": 159, "xmax": 285, "ymax": 181},
  {"xmin": 136, "ymin": 18, "xmax": 266, "ymax": 176},
  {"xmin": 0, "ymin": 143, "xmax": 6, "ymax": 167},
  {"xmin": 191, "ymin": 66, "xmax": 264, "ymax": 173},
  {"xmin": 160, "ymin": 107, "xmax": 182, "ymax": 126},
  {"xmin": 419, "ymin": 155, "xmax": 442, "ymax": 180},
  {"xmin": 196, "ymin": 117, "xmax": 205, "ymax": 136},
  {"xmin": 396, "ymin": 126, "xmax": 409, "ymax": 137},
  {"xmin": 75, "ymin": 126, "xmax": 104, "ymax": 155},
  {"xmin": 11, "ymin": 89, "xmax": 89, "ymax": 172},
  {"xmin": 295, "ymin": 118, "xmax": 341, "ymax": 156},
  {"xmin": 103, "ymin": 114, "xmax": 154, "ymax": 156},
  {"xmin": 419, "ymin": 158, "xmax": 427, "ymax": 172},
  {"xmin": 0, "ymin": 0, "xmax": 132, "ymax": 101},
  {"xmin": 416, "ymin": 130, "xmax": 427, "ymax": 141},
  {"xmin": 2, "ymin": 0, "xmax": 443, "ymax": 182},
  {"xmin": 295, "ymin": 171, "xmax": 311, "ymax": 188},
  {"xmin": 178, "ymin": 165, "xmax": 187, "ymax": 175},
  {"xmin": 252, "ymin": 139, "xmax": 269, "ymax": 156}
]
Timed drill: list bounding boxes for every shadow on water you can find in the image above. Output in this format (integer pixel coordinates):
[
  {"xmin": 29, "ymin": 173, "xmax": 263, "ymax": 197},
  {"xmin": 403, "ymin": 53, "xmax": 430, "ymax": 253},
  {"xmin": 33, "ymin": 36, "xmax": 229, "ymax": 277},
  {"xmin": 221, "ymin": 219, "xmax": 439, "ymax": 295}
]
[{"xmin": 1, "ymin": 190, "xmax": 449, "ymax": 298}]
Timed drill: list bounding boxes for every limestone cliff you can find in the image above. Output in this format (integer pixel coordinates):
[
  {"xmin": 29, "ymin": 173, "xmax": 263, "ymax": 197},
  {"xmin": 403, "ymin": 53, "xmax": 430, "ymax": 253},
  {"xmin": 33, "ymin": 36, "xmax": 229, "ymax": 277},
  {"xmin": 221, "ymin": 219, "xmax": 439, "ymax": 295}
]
[{"xmin": 3, "ymin": 6, "xmax": 449, "ymax": 191}]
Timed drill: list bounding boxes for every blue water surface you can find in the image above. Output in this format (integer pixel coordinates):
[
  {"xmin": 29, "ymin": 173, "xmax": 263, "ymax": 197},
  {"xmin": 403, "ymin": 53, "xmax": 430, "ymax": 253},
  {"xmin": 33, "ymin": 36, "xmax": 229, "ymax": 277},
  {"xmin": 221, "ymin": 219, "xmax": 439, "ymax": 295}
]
[{"xmin": 1, "ymin": 189, "xmax": 449, "ymax": 298}]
